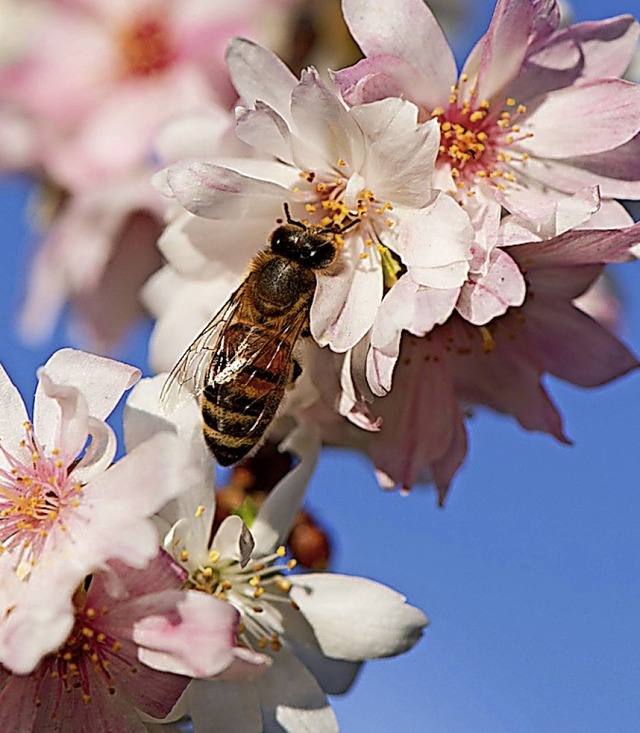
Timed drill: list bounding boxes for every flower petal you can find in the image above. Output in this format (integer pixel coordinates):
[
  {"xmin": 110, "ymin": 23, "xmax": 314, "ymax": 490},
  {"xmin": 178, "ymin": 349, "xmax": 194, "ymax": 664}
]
[
  {"xmin": 251, "ymin": 425, "xmax": 320, "ymax": 556},
  {"xmin": 255, "ymin": 649, "xmax": 339, "ymax": 733},
  {"xmin": 523, "ymin": 133, "xmax": 640, "ymax": 199},
  {"xmin": 456, "ymin": 248, "xmax": 526, "ymax": 325},
  {"xmin": 163, "ymin": 162, "xmax": 288, "ymax": 219},
  {"xmin": 394, "ymin": 194, "xmax": 474, "ymax": 272},
  {"xmin": 351, "ymin": 100, "xmax": 438, "ymax": 207},
  {"xmin": 134, "ymin": 591, "xmax": 240, "ymax": 678},
  {"xmin": 190, "ymin": 678, "xmax": 262, "ymax": 733},
  {"xmin": 463, "ymin": 0, "xmax": 536, "ymax": 102},
  {"xmin": 34, "ymin": 348, "xmax": 140, "ymax": 426},
  {"xmin": 0, "ymin": 364, "xmax": 29, "ymax": 460},
  {"xmin": 557, "ymin": 15, "xmax": 640, "ymax": 78},
  {"xmin": 525, "ymin": 299, "xmax": 639, "ymax": 387},
  {"xmin": 521, "ymin": 80, "xmax": 640, "ymax": 158},
  {"xmin": 342, "ymin": 0, "xmax": 456, "ymax": 110},
  {"xmin": 289, "ymin": 69, "xmax": 365, "ymax": 173},
  {"xmin": 311, "ymin": 248, "xmax": 382, "ymax": 352},
  {"xmin": 226, "ymin": 38, "xmax": 297, "ymax": 121},
  {"xmin": 289, "ymin": 573, "xmax": 427, "ymax": 661}
]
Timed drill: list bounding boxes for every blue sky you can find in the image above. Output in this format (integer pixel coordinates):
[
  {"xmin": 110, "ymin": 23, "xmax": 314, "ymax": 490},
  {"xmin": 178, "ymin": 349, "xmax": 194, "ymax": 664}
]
[{"xmin": 1, "ymin": 1, "xmax": 639, "ymax": 732}]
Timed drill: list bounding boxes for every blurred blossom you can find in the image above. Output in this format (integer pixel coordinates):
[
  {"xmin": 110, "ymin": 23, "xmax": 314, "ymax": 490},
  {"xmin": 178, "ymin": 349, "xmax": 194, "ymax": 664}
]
[
  {"xmin": 125, "ymin": 377, "xmax": 428, "ymax": 732},
  {"xmin": 0, "ymin": 348, "xmax": 204, "ymax": 674},
  {"xmin": 0, "ymin": 0, "xmax": 301, "ymax": 349}
]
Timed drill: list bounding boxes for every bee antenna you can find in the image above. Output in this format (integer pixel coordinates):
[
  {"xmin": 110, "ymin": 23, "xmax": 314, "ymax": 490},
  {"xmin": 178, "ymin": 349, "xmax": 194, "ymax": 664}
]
[{"xmin": 283, "ymin": 202, "xmax": 304, "ymax": 227}]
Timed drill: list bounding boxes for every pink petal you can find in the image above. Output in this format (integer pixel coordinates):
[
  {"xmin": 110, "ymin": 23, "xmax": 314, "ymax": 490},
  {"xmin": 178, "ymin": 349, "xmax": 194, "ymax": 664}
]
[
  {"xmin": 463, "ymin": 0, "xmax": 536, "ymax": 102},
  {"xmin": 371, "ymin": 334, "xmax": 466, "ymax": 490},
  {"xmin": 525, "ymin": 299, "xmax": 639, "ymax": 387},
  {"xmin": 332, "ymin": 55, "xmax": 433, "ymax": 109},
  {"xmin": 524, "ymin": 133, "xmax": 640, "ymax": 199},
  {"xmin": 134, "ymin": 592, "xmax": 241, "ymax": 678},
  {"xmin": 226, "ymin": 38, "xmax": 297, "ymax": 121},
  {"xmin": 342, "ymin": 0, "xmax": 457, "ymax": 110},
  {"xmin": 456, "ymin": 248, "xmax": 526, "ymax": 325},
  {"xmin": 556, "ymin": 15, "xmax": 640, "ymax": 78},
  {"xmin": 510, "ymin": 222, "xmax": 640, "ymax": 267},
  {"xmin": 522, "ymin": 80, "xmax": 640, "ymax": 158}
]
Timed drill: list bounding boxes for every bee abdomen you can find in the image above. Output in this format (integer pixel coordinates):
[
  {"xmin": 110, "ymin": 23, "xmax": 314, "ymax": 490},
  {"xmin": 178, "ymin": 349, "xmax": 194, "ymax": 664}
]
[{"xmin": 200, "ymin": 383, "xmax": 283, "ymax": 466}]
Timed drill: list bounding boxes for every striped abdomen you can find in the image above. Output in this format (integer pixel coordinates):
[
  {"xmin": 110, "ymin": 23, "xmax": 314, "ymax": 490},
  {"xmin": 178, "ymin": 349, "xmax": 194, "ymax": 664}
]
[{"xmin": 200, "ymin": 323, "xmax": 292, "ymax": 466}]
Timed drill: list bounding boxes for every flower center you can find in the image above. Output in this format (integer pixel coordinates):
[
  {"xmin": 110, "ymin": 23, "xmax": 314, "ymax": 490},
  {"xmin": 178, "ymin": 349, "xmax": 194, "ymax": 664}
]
[
  {"xmin": 0, "ymin": 422, "xmax": 82, "ymax": 578},
  {"xmin": 118, "ymin": 18, "xmax": 176, "ymax": 78},
  {"xmin": 33, "ymin": 591, "xmax": 133, "ymax": 708},
  {"xmin": 431, "ymin": 77, "xmax": 533, "ymax": 196},
  {"xmin": 292, "ymin": 164, "xmax": 402, "ymax": 287},
  {"xmin": 186, "ymin": 545, "xmax": 298, "ymax": 653}
]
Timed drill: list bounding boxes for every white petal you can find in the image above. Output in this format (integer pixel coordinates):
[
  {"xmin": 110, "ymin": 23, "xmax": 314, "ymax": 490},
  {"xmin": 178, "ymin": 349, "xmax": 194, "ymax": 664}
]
[
  {"xmin": 352, "ymin": 100, "xmax": 439, "ymax": 207},
  {"xmin": 226, "ymin": 38, "xmax": 297, "ymax": 121},
  {"xmin": 393, "ymin": 195, "xmax": 474, "ymax": 270},
  {"xmin": 251, "ymin": 425, "xmax": 321, "ymax": 556},
  {"xmin": 211, "ymin": 515, "xmax": 255, "ymax": 566},
  {"xmin": 189, "ymin": 678, "xmax": 262, "ymax": 733},
  {"xmin": 289, "ymin": 574, "xmax": 428, "ymax": 661},
  {"xmin": 0, "ymin": 363, "xmax": 29, "ymax": 467},
  {"xmin": 311, "ymin": 247, "xmax": 383, "ymax": 352},
  {"xmin": 34, "ymin": 348, "xmax": 140, "ymax": 428},
  {"xmin": 256, "ymin": 649, "xmax": 338, "ymax": 733}
]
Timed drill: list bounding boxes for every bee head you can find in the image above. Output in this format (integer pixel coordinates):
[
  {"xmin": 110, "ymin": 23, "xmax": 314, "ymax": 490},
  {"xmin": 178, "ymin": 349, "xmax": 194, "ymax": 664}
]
[{"xmin": 270, "ymin": 224, "xmax": 338, "ymax": 269}]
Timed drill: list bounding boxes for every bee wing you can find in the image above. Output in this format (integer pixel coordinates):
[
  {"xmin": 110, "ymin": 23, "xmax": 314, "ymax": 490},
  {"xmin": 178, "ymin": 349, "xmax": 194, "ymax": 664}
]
[{"xmin": 160, "ymin": 285, "xmax": 246, "ymax": 414}]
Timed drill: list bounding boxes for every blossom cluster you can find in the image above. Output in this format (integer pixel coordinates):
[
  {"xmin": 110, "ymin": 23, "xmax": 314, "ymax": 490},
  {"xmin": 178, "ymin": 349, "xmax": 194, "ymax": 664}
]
[
  {"xmin": 0, "ymin": 350, "xmax": 427, "ymax": 731},
  {"xmin": 152, "ymin": 0, "xmax": 640, "ymax": 501},
  {"xmin": 0, "ymin": 0, "xmax": 639, "ymax": 729}
]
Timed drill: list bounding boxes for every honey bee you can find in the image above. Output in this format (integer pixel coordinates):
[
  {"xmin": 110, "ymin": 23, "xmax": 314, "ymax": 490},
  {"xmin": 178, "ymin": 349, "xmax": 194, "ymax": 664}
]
[{"xmin": 161, "ymin": 205, "xmax": 344, "ymax": 466}]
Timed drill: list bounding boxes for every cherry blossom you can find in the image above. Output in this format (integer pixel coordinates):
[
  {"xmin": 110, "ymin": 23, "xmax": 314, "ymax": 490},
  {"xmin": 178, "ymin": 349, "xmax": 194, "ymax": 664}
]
[
  {"xmin": 354, "ymin": 220, "xmax": 640, "ymax": 501},
  {"xmin": 156, "ymin": 37, "xmax": 475, "ymax": 360},
  {"xmin": 125, "ymin": 376, "xmax": 428, "ymax": 732},
  {"xmin": 0, "ymin": 349, "xmax": 202, "ymax": 674},
  {"xmin": 335, "ymin": 0, "xmax": 640, "ymax": 224},
  {"xmin": 0, "ymin": 553, "xmax": 241, "ymax": 733}
]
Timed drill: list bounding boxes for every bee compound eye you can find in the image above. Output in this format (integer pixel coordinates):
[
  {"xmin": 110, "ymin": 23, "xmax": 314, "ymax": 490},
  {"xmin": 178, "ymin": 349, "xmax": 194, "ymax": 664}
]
[{"xmin": 270, "ymin": 226, "xmax": 298, "ymax": 256}]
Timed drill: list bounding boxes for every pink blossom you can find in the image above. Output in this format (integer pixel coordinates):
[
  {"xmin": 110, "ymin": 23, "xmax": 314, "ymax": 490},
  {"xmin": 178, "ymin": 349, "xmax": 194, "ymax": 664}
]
[
  {"xmin": 335, "ymin": 0, "xmax": 640, "ymax": 224},
  {"xmin": 156, "ymin": 38, "xmax": 475, "ymax": 361},
  {"xmin": 354, "ymin": 222, "xmax": 640, "ymax": 502},
  {"xmin": 0, "ymin": 349, "xmax": 203, "ymax": 674},
  {"xmin": 0, "ymin": 552, "xmax": 240, "ymax": 733}
]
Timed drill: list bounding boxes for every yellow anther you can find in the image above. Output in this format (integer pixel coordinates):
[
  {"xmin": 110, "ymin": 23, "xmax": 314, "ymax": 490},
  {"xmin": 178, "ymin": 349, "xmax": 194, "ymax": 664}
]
[
  {"xmin": 480, "ymin": 100, "xmax": 490, "ymax": 109},
  {"xmin": 180, "ymin": 550, "xmax": 189, "ymax": 562},
  {"xmin": 209, "ymin": 550, "xmax": 220, "ymax": 563},
  {"xmin": 194, "ymin": 505, "xmax": 205, "ymax": 518},
  {"xmin": 276, "ymin": 546, "xmax": 286, "ymax": 557},
  {"xmin": 507, "ymin": 97, "xmax": 516, "ymax": 106}
]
